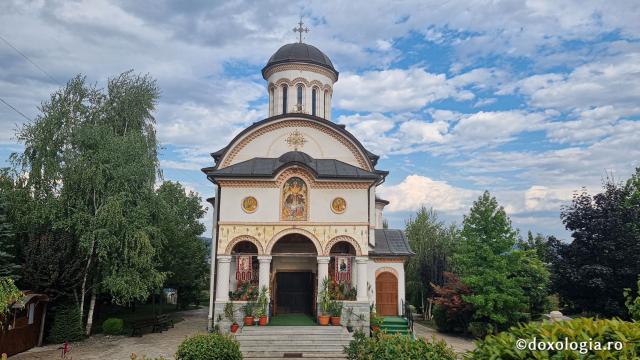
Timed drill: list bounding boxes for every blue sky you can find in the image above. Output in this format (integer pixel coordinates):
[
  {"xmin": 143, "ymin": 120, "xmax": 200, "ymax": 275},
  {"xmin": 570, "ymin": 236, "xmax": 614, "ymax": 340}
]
[{"xmin": 1, "ymin": 0, "xmax": 639, "ymax": 239}]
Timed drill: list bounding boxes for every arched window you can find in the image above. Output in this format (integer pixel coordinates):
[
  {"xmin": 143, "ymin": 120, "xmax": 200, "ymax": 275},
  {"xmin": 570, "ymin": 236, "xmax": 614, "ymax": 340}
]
[
  {"xmin": 269, "ymin": 87, "xmax": 274, "ymax": 115},
  {"xmin": 324, "ymin": 90, "xmax": 329, "ymax": 117},
  {"xmin": 296, "ymin": 84, "xmax": 304, "ymax": 111},
  {"xmin": 311, "ymin": 88, "xmax": 317, "ymax": 116},
  {"xmin": 282, "ymin": 85, "xmax": 288, "ymax": 114}
]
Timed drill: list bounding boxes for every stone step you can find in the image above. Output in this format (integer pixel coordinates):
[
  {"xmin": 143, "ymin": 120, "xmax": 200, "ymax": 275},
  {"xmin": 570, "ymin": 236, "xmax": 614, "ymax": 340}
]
[
  {"xmin": 244, "ymin": 351, "xmax": 346, "ymax": 359},
  {"xmin": 241, "ymin": 346, "xmax": 349, "ymax": 353},
  {"xmin": 239, "ymin": 329, "xmax": 347, "ymax": 335},
  {"xmin": 238, "ymin": 339, "xmax": 352, "ymax": 345},
  {"xmin": 237, "ymin": 335, "xmax": 351, "ymax": 341}
]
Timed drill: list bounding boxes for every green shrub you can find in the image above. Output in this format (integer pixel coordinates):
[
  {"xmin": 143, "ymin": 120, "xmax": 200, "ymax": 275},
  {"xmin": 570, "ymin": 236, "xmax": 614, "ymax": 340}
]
[
  {"xmin": 175, "ymin": 333, "xmax": 242, "ymax": 360},
  {"xmin": 102, "ymin": 317, "xmax": 124, "ymax": 335},
  {"xmin": 47, "ymin": 304, "xmax": 84, "ymax": 343},
  {"xmin": 468, "ymin": 317, "xmax": 640, "ymax": 359},
  {"xmin": 344, "ymin": 330, "xmax": 456, "ymax": 360},
  {"xmin": 433, "ymin": 304, "xmax": 471, "ymax": 333},
  {"xmin": 468, "ymin": 321, "xmax": 493, "ymax": 339}
]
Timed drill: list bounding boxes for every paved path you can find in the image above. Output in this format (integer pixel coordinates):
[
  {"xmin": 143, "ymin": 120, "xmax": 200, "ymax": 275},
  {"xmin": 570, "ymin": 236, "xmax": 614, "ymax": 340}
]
[
  {"xmin": 413, "ymin": 322, "xmax": 475, "ymax": 354},
  {"xmin": 11, "ymin": 307, "xmax": 208, "ymax": 360}
]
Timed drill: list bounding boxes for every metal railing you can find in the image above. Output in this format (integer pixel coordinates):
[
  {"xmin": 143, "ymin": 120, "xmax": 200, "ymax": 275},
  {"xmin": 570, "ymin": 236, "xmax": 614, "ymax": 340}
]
[{"xmin": 402, "ymin": 299, "xmax": 414, "ymax": 336}]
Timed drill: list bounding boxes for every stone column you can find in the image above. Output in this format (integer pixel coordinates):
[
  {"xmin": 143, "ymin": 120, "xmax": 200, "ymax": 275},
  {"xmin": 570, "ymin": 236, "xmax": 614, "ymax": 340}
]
[
  {"xmin": 257, "ymin": 256, "xmax": 272, "ymax": 292},
  {"xmin": 215, "ymin": 256, "xmax": 232, "ymax": 301},
  {"xmin": 317, "ymin": 256, "xmax": 330, "ymax": 297},
  {"xmin": 356, "ymin": 257, "xmax": 369, "ymax": 301}
]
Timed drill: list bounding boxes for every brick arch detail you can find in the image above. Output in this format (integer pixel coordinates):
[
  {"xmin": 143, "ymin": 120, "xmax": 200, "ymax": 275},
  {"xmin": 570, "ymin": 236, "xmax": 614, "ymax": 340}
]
[{"xmin": 225, "ymin": 235, "xmax": 264, "ymax": 255}]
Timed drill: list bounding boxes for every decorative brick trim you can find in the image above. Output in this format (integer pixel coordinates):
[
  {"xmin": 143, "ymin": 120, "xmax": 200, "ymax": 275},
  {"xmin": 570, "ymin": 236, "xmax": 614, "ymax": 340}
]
[
  {"xmin": 325, "ymin": 235, "xmax": 363, "ymax": 256},
  {"xmin": 372, "ymin": 258, "xmax": 405, "ymax": 263},
  {"xmin": 375, "ymin": 267, "xmax": 399, "ymax": 279},
  {"xmin": 266, "ymin": 228, "xmax": 323, "ymax": 255},
  {"xmin": 225, "ymin": 235, "xmax": 264, "ymax": 255}
]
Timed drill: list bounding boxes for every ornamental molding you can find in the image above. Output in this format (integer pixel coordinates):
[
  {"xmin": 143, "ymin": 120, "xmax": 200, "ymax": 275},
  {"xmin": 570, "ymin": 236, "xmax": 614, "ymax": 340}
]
[
  {"xmin": 264, "ymin": 63, "xmax": 338, "ymax": 82},
  {"xmin": 225, "ymin": 235, "xmax": 264, "ymax": 255},
  {"xmin": 272, "ymin": 78, "xmax": 332, "ymax": 93},
  {"xmin": 215, "ymin": 177, "xmax": 372, "ymax": 189},
  {"xmin": 219, "ymin": 119, "xmax": 370, "ymax": 169},
  {"xmin": 375, "ymin": 267, "xmax": 399, "ymax": 279},
  {"xmin": 372, "ymin": 257, "xmax": 405, "ymax": 263},
  {"xmin": 325, "ymin": 235, "xmax": 362, "ymax": 256}
]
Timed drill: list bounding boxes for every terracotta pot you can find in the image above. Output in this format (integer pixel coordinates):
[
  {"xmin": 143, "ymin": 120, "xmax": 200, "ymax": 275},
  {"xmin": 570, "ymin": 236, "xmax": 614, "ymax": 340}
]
[
  {"xmin": 243, "ymin": 316, "xmax": 254, "ymax": 326},
  {"xmin": 318, "ymin": 315, "xmax": 330, "ymax": 326},
  {"xmin": 230, "ymin": 323, "xmax": 239, "ymax": 333},
  {"xmin": 330, "ymin": 316, "xmax": 341, "ymax": 326},
  {"xmin": 371, "ymin": 325, "xmax": 380, "ymax": 332},
  {"xmin": 259, "ymin": 315, "xmax": 268, "ymax": 326}
]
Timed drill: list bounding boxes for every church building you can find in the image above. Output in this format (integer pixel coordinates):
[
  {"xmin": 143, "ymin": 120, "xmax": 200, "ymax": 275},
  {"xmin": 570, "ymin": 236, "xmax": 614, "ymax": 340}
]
[{"xmin": 203, "ymin": 29, "xmax": 413, "ymax": 329}]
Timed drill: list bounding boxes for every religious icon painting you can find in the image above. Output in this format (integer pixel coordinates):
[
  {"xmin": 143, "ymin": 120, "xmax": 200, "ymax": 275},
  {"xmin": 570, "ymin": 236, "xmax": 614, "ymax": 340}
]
[
  {"xmin": 331, "ymin": 197, "xmax": 347, "ymax": 214},
  {"xmin": 281, "ymin": 177, "xmax": 307, "ymax": 220},
  {"xmin": 236, "ymin": 255, "xmax": 252, "ymax": 283},
  {"xmin": 242, "ymin": 196, "xmax": 258, "ymax": 213},
  {"xmin": 335, "ymin": 256, "xmax": 351, "ymax": 283}
]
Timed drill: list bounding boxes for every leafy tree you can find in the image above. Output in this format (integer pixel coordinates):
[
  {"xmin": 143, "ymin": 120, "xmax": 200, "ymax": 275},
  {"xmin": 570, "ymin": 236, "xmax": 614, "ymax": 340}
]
[
  {"xmin": 454, "ymin": 191, "xmax": 548, "ymax": 331},
  {"xmin": 155, "ymin": 181, "xmax": 207, "ymax": 309},
  {"xmin": 0, "ymin": 191, "xmax": 20, "ymax": 279},
  {"xmin": 404, "ymin": 207, "xmax": 457, "ymax": 318},
  {"xmin": 624, "ymin": 275, "xmax": 640, "ymax": 321},
  {"xmin": 13, "ymin": 72, "xmax": 166, "ymax": 334},
  {"xmin": 556, "ymin": 169, "xmax": 640, "ymax": 317},
  {"xmin": 431, "ymin": 272, "xmax": 473, "ymax": 333},
  {"xmin": 0, "ymin": 277, "xmax": 21, "ymax": 328}
]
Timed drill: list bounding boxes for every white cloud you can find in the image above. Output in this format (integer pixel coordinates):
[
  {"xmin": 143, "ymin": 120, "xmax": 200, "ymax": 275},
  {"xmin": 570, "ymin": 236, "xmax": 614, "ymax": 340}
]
[{"xmin": 378, "ymin": 174, "xmax": 477, "ymax": 213}]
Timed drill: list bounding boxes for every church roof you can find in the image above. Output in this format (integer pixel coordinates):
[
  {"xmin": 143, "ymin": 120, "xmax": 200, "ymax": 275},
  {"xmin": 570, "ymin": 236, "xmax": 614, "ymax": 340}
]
[
  {"xmin": 262, "ymin": 42, "xmax": 339, "ymax": 80},
  {"xmin": 371, "ymin": 229, "xmax": 414, "ymax": 257},
  {"xmin": 208, "ymin": 113, "xmax": 380, "ymax": 168},
  {"xmin": 204, "ymin": 151, "xmax": 384, "ymax": 181}
]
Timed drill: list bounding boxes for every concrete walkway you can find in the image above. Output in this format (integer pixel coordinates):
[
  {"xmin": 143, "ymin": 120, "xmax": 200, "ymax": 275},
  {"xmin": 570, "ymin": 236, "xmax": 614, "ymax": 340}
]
[
  {"xmin": 10, "ymin": 307, "xmax": 208, "ymax": 360},
  {"xmin": 413, "ymin": 322, "xmax": 475, "ymax": 354}
]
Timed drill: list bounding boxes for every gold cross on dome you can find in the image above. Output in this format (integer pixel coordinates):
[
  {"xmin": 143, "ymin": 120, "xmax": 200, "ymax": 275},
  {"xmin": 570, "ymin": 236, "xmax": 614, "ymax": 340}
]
[{"xmin": 293, "ymin": 18, "xmax": 309, "ymax": 43}]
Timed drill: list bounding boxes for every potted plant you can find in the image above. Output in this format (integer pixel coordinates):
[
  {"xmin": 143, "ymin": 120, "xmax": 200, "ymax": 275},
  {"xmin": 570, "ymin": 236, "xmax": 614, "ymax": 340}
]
[
  {"xmin": 330, "ymin": 300, "xmax": 343, "ymax": 326},
  {"xmin": 318, "ymin": 277, "xmax": 331, "ymax": 325},
  {"xmin": 257, "ymin": 286, "xmax": 269, "ymax": 326},
  {"xmin": 344, "ymin": 306, "xmax": 354, "ymax": 332},
  {"xmin": 243, "ymin": 300, "xmax": 255, "ymax": 326},
  {"xmin": 370, "ymin": 310, "xmax": 383, "ymax": 332},
  {"xmin": 224, "ymin": 302, "xmax": 239, "ymax": 333}
]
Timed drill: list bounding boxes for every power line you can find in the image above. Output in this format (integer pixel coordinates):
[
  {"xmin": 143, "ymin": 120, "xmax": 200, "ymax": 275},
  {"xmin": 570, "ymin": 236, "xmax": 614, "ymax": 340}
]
[
  {"xmin": 0, "ymin": 34, "xmax": 61, "ymax": 85},
  {"xmin": 0, "ymin": 96, "xmax": 32, "ymax": 122}
]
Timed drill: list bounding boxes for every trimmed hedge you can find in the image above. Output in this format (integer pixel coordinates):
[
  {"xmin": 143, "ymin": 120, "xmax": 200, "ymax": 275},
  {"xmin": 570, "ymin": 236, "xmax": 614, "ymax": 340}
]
[
  {"xmin": 468, "ymin": 317, "xmax": 640, "ymax": 359},
  {"xmin": 102, "ymin": 317, "xmax": 124, "ymax": 335},
  {"xmin": 175, "ymin": 333, "xmax": 242, "ymax": 360},
  {"xmin": 47, "ymin": 304, "xmax": 84, "ymax": 343},
  {"xmin": 344, "ymin": 330, "xmax": 456, "ymax": 360}
]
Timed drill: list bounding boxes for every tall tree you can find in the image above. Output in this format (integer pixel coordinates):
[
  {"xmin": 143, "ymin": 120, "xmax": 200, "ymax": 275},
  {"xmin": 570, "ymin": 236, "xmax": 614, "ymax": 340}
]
[
  {"xmin": 0, "ymin": 190, "xmax": 20, "ymax": 279},
  {"xmin": 404, "ymin": 207, "xmax": 457, "ymax": 318},
  {"xmin": 155, "ymin": 181, "xmax": 207, "ymax": 309},
  {"xmin": 13, "ymin": 71, "xmax": 165, "ymax": 334},
  {"xmin": 454, "ymin": 191, "xmax": 549, "ymax": 330},
  {"xmin": 556, "ymin": 169, "xmax": 640, "ymax": 317}
]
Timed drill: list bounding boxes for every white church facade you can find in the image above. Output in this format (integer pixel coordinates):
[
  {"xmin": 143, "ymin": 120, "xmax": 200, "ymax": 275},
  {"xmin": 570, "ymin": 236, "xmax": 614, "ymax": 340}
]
[{"xmin": 203, "ymin": 36, "xmax": 413, "ymax": 330}]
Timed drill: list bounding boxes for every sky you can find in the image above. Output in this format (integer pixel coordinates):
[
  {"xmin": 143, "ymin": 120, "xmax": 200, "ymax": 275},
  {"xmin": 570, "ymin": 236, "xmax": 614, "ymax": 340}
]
[{"xmin": 1, "ymin": 0, "xmax": 639, "ymax": 240}]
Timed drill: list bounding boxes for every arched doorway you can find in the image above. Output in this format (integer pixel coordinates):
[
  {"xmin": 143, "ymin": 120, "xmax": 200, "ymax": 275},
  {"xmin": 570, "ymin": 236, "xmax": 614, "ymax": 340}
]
[
  {"xmin": 328, "ymin": 241, "xmax": 357, "ymax": 300},
  {"xmin": 271, "ymin": 234, "xmax": 318, "ymax": 316},
  {"xmin": 376, "ymin": 272, "xmax": 398, "ymax": 316},
  {"xmin": 229, "ymin": 241, "xmax": 259, "ymax": 300}
]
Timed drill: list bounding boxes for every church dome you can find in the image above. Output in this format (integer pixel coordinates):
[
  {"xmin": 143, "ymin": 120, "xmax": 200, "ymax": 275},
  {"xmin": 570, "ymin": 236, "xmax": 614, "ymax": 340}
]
[{"xmin": 262, "ymin": 43, "xmax": 338, "ymax": 79}]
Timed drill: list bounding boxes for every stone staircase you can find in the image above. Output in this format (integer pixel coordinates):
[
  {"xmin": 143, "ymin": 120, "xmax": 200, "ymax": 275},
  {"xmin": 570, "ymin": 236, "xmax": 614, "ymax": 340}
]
[
  {"xmin": 379, "ymin": 316, "xmax": 411, "ymax": 335},
  {"xmin": 236, "ymin": 325, "xmax": 353, "ymax": 359}
]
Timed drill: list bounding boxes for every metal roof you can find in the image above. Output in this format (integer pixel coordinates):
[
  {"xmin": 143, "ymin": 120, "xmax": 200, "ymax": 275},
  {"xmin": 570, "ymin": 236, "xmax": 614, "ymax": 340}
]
[
  {"xmin": 371, "ymin": 229, "xmax": 414, "ymax": 257},
  {"xmin": 262, "ymin": 42, "xmax": 338, "ymax": 79}
]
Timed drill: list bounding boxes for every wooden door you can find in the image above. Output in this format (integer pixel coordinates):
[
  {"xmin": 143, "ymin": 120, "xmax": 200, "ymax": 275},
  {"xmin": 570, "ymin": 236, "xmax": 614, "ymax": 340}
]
[
  {"xmin": 276, "ymin": 272, "xmax": 313, "ymax": 314},
  {"xmin": 376, "ymin": 272, "xmax": 398, "ymax": 316}
]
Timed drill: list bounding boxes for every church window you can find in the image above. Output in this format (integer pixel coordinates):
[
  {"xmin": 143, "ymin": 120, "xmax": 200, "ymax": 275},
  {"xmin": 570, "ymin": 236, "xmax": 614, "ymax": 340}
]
[
  {"xmin": 282, "ymin": 85, "xmax": 288, "ymax": 114},
  {"xmin": 312, "ymin": 88, "xmax": 317, "ymax": 116},
  {"xmin": 296, "ymin": 84, "xmax": 304, "ymax": 111}
]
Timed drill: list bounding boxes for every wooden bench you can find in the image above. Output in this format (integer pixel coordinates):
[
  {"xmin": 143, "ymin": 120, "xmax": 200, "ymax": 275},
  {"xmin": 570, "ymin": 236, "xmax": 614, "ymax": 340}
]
[
  {"xmin": 155, "ymin": 314, "xmax": 174, "ymax": 331},
  {"xmin": 130, "ymin": 318, "xmax": 157, "ymax": 337}
]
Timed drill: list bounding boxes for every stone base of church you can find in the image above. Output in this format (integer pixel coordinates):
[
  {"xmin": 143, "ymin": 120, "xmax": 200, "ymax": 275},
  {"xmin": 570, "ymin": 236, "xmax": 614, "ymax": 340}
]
[
  {"xmin": 338, "ymin": 301, "xmax": 370, "ymax": 331},
  {"xmin": 213, "ymin": 300, "xmax": 248, "ymax": 333}
]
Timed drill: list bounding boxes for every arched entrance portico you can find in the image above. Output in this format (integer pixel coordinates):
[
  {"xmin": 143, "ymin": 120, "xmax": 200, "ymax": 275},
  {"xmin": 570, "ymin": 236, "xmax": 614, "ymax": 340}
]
[{"xmin": 271, "ymin": 233, "xmax": 318, "ymax": 317}]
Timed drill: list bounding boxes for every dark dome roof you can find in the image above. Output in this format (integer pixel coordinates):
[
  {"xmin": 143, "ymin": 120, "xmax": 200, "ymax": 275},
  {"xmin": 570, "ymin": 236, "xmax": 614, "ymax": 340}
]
[
  {"xmin": 262, "ymin": 43, "xmax": 338, "ymax": 79},
  {"xmin": 278, "ymin": 151, "xmax": 314, "ymax": 165}
]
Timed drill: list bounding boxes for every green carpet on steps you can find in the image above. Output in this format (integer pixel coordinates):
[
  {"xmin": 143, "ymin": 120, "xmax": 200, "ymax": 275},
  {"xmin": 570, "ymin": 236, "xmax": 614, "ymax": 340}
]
[{"xmin": 268, "ymin": 313, "xmax": 317, "ymax": 326}]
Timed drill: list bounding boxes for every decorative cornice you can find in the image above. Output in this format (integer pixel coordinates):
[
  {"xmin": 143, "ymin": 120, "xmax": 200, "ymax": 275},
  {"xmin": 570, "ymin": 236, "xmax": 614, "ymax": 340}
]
[{"xmin": 264, "ymin": 63, "xmax": 338, "ymax": 82}]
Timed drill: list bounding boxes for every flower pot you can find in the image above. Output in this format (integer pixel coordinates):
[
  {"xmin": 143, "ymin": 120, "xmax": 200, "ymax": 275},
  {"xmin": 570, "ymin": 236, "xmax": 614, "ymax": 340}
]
[
  {"xmin": 371, "ymin": 325, "xmax": 380, "ymax": 332},
  {"xmin": 259, "ymin": 315, "xmax": 268, "ymax": 326},
  {"xmin": 318, "ymin": 315, "xmax": 330, "ymax": 326},
  {"xmin": 346, "ymin": 325, "xmax": 353, "ymax": 332},
  {"xmin": 330, "ymin": 316, "xmax": 341, "ymax": 326},
  {"xmin": 230, "ymin": 323, "xmax": 239, "ymax": 333},
  {"xmin": 243, "ymin": 316, "xmax": 254, "ymax": 326}
]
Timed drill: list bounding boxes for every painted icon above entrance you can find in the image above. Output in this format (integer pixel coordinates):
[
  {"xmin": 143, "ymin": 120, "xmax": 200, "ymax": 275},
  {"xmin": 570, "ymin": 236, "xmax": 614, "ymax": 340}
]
[{"xmin": 281, "ymin": 177, "xmax": 308, "ymax": 221}]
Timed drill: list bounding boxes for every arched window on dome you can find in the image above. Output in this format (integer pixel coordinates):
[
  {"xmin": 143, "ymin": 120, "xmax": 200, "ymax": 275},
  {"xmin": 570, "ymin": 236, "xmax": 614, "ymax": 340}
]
[
  {"xmin": 324, "ymin": 90, "xmax": 329, "ymax": 118},
  {"xmin": 311, "ymin": 87, "xmax": 317, "ymax": 116},
  {"xmin": 296, "ymin": 84, "xmax": 304, "ymax": 112},
  {"xmin": 269, "ymin": 87, "xmax": 274, "ymax": 116},
  {"xmin": 282, "ymin": 84, "xmax": 288, "ymax": 114}
]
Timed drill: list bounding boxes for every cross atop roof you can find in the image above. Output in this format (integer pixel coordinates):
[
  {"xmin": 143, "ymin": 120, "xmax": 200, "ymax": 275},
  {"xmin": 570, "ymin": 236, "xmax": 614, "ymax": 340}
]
[{"xmin": 293, "ymin": 18, "xmax": 309, "ymax": 43}]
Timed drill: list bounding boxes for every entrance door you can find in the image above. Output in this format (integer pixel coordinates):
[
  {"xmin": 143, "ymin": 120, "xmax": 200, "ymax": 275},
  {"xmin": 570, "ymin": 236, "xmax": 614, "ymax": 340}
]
[
  {"xmin": 275, "ymin": 272, "xmax": 313, "ymax": 314},
  {"xmin": 376, "ymin": 272, "xmax": 398, "ymax": 316}
]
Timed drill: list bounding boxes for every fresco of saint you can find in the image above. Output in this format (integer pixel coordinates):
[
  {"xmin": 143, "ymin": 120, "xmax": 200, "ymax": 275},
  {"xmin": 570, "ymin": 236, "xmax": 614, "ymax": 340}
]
[{"xmin": 282, "ymin": 177, "xmax": 307, "ymax": 220}]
